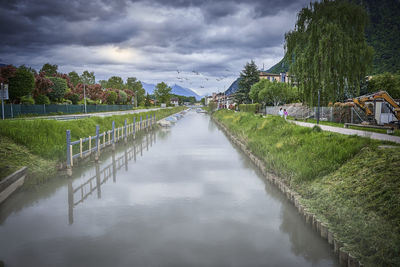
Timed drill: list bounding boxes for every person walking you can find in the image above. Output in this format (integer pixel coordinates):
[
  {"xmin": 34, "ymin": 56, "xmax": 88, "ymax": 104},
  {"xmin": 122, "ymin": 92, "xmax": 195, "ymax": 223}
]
[
  {"xmin": 284, "ymin": 109, "xmax": 288, "ymax": 120},
  {"xmin": 278, "ymin": 108, "xmax": 284, "ymax": 117}
]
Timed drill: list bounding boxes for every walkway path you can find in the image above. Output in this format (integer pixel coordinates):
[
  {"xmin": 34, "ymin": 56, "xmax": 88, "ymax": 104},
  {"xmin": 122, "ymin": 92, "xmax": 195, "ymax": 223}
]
[{"xmin": 289, "ymin": 120, "xmax": 400, "ymax": 144}]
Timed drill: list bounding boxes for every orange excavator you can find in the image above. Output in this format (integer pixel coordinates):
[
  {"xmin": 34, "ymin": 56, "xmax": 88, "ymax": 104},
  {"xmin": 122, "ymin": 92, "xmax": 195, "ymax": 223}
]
[{"xmin": 352, "ymin": 91, "xmax": 400, "ymax": 125}]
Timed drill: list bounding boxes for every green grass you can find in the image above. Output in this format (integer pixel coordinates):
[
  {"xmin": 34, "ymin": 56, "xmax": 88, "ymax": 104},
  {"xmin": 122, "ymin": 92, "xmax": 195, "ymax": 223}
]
[
  {"xmin": 0, "ymin": 136, "xmax": 57, "ymax": 183},
  {"xmin": 213, "ymin": 110, "xmax": 400, "ymax": 266},
  {"xmin": 0, "ymin": 107, "xmax": 185, "ymax": 181}
]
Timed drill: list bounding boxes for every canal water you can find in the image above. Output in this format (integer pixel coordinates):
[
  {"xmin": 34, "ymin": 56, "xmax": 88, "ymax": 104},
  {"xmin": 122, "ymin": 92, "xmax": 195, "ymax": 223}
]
[{"xmin": 0, "ymin": 110, "xmax": 338, "ymax": 267}]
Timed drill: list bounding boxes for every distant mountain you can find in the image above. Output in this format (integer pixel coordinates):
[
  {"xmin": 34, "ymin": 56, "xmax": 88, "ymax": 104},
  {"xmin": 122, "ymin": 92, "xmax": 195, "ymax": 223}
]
[
  {"xmin": 141, "ymin": 82, "xmax": 201, "ymax": 100},
  {"xmin": 225, "ymin": 78, "xmax": 241, "ymax": 95},
  {"xmin": 266, "ymin": 58, "xmax": 289, "ymax": 74}
]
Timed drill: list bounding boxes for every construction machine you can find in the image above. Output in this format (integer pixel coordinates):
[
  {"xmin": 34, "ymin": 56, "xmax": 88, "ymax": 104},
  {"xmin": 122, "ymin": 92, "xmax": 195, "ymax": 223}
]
[{"xmin": 352, "ymin": 91, "xmax": 400, "ymax": 125}]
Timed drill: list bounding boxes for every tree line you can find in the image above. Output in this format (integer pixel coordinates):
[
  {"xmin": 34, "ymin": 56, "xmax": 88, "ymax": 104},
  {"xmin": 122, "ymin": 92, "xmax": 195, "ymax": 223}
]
[
  {"xmin": 0, "ymin": 63, "xmax": 177, "ymax": 106},
  {"xmin": 233, "ymin": 0, "xmax": 399, "ymax": 109}
]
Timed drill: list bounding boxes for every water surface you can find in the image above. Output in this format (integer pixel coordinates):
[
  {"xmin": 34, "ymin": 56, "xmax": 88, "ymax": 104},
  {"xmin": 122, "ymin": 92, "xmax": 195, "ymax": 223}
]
[{"xmin": 0, "ymin": 110, "xmax": 338, "ymax": 266}]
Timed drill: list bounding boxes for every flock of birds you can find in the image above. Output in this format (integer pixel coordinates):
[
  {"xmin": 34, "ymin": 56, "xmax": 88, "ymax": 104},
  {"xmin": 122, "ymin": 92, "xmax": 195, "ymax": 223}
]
[{"xmin": 174, "ymin": 69, "xmax": 234, "ymax": 89}]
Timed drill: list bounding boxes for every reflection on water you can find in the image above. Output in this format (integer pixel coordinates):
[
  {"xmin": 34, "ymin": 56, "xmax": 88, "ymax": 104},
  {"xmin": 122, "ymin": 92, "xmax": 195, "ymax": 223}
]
[
  {"xmin": 0, "ymin": 111, "xmax": 338, "ymax": 267},
  {"xmin": 68, "ymin": 132, "xmax": 155, "ymax": 224}
]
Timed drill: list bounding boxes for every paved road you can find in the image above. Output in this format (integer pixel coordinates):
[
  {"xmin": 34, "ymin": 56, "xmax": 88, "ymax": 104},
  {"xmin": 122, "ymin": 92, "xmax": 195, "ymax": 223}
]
[
  {"xmin": 21, "ymin": 107, "xmax": 169, "ymax": 120},
  {"xmin": 290, "ymin": 120, "xmax": 400, "ymax": 144}
]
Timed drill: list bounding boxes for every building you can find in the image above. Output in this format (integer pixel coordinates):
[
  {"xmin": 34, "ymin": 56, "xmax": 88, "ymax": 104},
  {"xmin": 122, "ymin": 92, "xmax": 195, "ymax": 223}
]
[
  {"xmin": 259, "ymin": 71, "xmax": 291, "ymax": 83},
  {"xmin": 170, "ymin": 97, "xmax": 179, "ymax": 106}
]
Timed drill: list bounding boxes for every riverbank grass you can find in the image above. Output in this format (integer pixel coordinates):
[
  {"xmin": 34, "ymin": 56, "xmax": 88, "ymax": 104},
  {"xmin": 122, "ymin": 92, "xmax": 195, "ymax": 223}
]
[
  {"xmin": 0, "ymin": 107, "xmax": 185, "ymax": 181},
  {"xmin": 213, "ymin": 109, "xmax": 400, "ymax": 266}
]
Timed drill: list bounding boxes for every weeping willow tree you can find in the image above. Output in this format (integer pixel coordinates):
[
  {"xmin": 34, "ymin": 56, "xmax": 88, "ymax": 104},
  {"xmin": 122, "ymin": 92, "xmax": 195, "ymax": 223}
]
[{"xmin": 284, "ymin": 0, "xmax": 374, "ymax": 106}]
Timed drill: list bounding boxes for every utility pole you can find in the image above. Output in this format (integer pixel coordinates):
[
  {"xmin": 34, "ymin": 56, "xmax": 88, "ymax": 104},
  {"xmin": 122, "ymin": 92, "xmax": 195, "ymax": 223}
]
[
  {"xmin": 317, "ymin": 89, "xmax": 320, "ymax": 124},
  {"xmin": 83, "ymin": 84, "xmax": 87, "ymax": 113}
]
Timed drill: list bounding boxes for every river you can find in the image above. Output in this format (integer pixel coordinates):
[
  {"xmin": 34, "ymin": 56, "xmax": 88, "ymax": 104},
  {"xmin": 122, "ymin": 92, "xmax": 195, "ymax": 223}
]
[{"xmin": 0, "ymin": 110, "xmax": 338, "ymax": 266}]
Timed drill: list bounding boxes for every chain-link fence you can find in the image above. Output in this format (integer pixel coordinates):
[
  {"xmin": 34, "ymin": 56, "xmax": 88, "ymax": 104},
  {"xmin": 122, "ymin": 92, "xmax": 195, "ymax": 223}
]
[
  {"xmin": 0, "ymin": 104, "xmax": 135, "ymax": 118},
  {"xmin": 264, "ymin": 105, "xmax": 366, "ymax": 124}
]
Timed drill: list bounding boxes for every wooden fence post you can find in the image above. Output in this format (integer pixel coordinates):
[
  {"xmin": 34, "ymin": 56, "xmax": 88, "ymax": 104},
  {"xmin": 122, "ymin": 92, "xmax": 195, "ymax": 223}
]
[
  {"xmin": 124, "ymin": 119, "xmax": 127, "ymax": 143},
  {"xmin": 66, "ymin": 130, "xmax": 71, "ymax": 168},
  {"xmin": 140, "ymin": 116, "xmax": 142, "ymax": 131},
  {"xmin": 133, "ymin": 117, "xmax": 136, "ymax": 138},
  {"xmin": 112, "ymin": 121, "xmax": 115, "ymax": 150},
  {"xmin": 95, "ymin": 125, "xmax": 100, "ymax": 161}
]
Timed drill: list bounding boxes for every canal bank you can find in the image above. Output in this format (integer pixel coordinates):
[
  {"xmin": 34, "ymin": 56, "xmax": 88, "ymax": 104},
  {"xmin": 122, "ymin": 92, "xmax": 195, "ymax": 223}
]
[
  {"xmin": 212, "ymin": 110, "xmax": 400, "ymax": 267},
  {"xmin": 0, "ymin": 110, "xmax": 338, "ymax": 266},
  {"xmin": 0, "ymin": 107, "xmax": 185, "ymax": 184}
]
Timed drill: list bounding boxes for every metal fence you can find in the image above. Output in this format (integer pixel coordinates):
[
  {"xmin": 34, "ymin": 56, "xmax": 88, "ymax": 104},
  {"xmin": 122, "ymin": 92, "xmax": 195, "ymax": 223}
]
[
  {"xmin": 265, "ymin": 105, "xmax": 366, "ymax": 124},
  {"xmin": 0, "ymin": 104, "xmax": 135, "ymax": 118},
  {"xmin": 66, "ymin": 114, "xmax": 156, "ymax": 168}
]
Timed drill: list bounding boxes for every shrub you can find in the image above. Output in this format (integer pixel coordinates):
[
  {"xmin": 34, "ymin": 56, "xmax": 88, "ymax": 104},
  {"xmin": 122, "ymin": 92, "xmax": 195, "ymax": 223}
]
[
  {"xmin": 106, "ymin": 91, "xmax": 118, "ymax": 104},
  {"xmin": 20, "ymin": 95, "xmax": 35, "ymax": 105},
  {"xmin": 34, "ymin": 94, "xmax": 50, "ymax": 105},
  {"xmin": 48, "ymin": 77, "xmax": 67, "ymax": 102},
  {"xmin": 239, "ymin": 103, "xmax": 260, "ymax": 113},
  {"xmin": 8, "ymin": 66, "xmax": 35, "ymax": 102},
  {"xmin": 68, "ymin": 93, "xmax": 80, "ymax": 105}
]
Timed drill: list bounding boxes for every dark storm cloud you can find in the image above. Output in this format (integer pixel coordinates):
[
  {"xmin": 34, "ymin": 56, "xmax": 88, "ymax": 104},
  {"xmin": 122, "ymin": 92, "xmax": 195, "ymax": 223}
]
[{"xmin": 0, "ymin": 0, "xmax": 309, "ymax": 94}]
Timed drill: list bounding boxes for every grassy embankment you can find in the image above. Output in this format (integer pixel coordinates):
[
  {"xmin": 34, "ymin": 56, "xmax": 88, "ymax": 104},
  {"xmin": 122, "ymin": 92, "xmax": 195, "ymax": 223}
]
[
  {"xmin": 213, "ymin": 110, "xmax": 400, "ymax": 267},
  {"xmin": 0, "ymin": 107, "xmax": 185, "ymax": 183}
]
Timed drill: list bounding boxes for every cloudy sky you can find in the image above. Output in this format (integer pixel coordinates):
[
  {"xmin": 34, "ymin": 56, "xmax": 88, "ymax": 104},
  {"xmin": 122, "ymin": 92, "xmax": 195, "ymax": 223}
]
[{"xmin": 0, "ymin": 0, "xmax": 309, "ymax": 96}]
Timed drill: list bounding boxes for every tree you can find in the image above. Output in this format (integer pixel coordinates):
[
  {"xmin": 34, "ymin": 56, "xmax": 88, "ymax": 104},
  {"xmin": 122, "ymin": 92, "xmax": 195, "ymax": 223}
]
[
  {"xmin": 200, "ymin": 97, "xmax": 205, "ymax": 105},
  {"xmin": 250, "ymin": 79, "xmax": 298, "ymax": 106},
  {"xmin": 368, "ymin": 72, "xmax": 400, "ymax": 99},
  {"xmin": 80, "ymin": 70, "xmax": 95, "ymax": 85},
  {"xmin": 126, "ymin": 77, "xmax": 145, "ymax": 106},
  {"xmin": 0, "ymin": 65, "xmax": 16, "ymax": 84},
  {"xmin": 154, "ymin": 82, "xmax": 171, "ymax": 104},
  {"xmin": 285, "ymin": 0, "xmax": 373, "ymax": 106},
  {"xmin": 234, "ymin": 60, "xmax": 259, "ymax": 104},
  {"xmin": 144, "ymin": 93, "xmax": 151, "ymax": 107},
  {"xmin": 117, "ymin": 90, "xmax": 127, "ymax": 104},
  {"xmin": 33, "ymin": 72, "xmax": 53, "ymax": 97},
  {"xmin": 40, "ymin": 63, "xmax": 58, "ymax": 76},
  {"xmin": 106, "ymin": 91, "xmax": 118, "ymax": 104},
  {"xmin": 48, "ymin": 77, "xmax": 68, "ymax": 102},
  {"xmin": 106, "ymin": 76, "xmax": 124, "ymax": 89},
  {"xmin": 68, "ymin": 71, "xmax": 81, "ymax": 87},
  {"xmin": 8, "ymin": 65, "xmax": 35, "ymax": 102}
]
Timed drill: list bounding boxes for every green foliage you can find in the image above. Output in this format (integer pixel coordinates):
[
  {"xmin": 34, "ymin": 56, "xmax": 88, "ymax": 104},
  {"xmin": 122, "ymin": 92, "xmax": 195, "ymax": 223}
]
[
  {"xmin": 48, "ymin": 77, "xmax": 68, "ymax": 102},
  {"xmin": 239, "ymin": 104, "xmax": 260, "ymax": 113},
  {"xmin": 20, "ymin": 95, "xmax": 35, "ymax": 105},
  {"xmin": 68, "ymin": 93, "xmax": 80, "ymax": 105},
  {"xmin": 80, "ymin": 70, "xmax": 95, "ymax": 85},
  {"xmin": 8, "ymin": 65, "xmax": 35, "ymax": 102},
  {"xmin": 266, "ymin": 58, "xmax": 289, "ymax": 74},
  {"xmin": 368, "ymin": 72, "xmax": 400, "ymax": 98},
  {"xmin": 106, "ymin": 76, "xmax": 124, "ymax": 89},
  {"xmin": 40, "ymin": 63, "xmax": 58, "ymax": 76},
  {"xmin": 200, "ymin": 97, "xmax": 205, "ymax": 105},
  {"xmin": 144, "ymin": 93, "xmax": 151, "ymax": 107},
  {"xmin": 235, "ymin": 60, "xmax": 260, "ymax": 104},
  {"xmin": 68, "ymin": 71, "xmax": 81, "ymax": 86},
  {"xmin": 117, "ymin": 90, "xmax": 127, "ymax": 104},
  {"xmin": 250, "ymin": 79, "xmax": 299, "ymax": 106},
  {"xmin": 126, "ymin": 77, "xmax": 145, "ymax": 106},
  {"xmin": 106, "ymin": 91, "xmax": 118, "ymax": 104},
  {"xmin": 360, "ymin": 0, "xmax": 400, "ymax": 74},
  {"xmin": 34, "ymin": 94, "xmax": 50, "ymax": 105},
  {"xmin": 154, "ymin": 82, "xmax": 172, "ymax": 104},
  {"xmin": 285, "ymin": 0, "xmax": 373, "ymax": 106}
]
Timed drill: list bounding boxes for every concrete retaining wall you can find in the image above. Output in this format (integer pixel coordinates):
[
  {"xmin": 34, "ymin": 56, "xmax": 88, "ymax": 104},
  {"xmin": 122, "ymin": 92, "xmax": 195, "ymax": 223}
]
[
  {"xmin": 0, "ymin": 167, "xmax": 27, "ymax": 204},
  {"xmin": 213, "ymin": 118, "xmax": 363, "ymax": 267}
]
